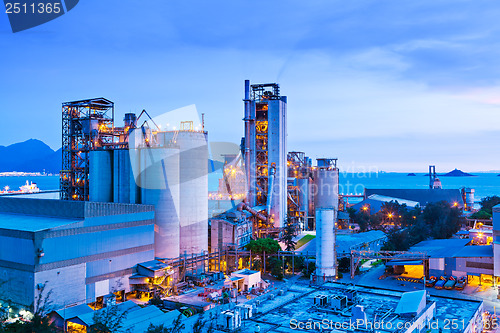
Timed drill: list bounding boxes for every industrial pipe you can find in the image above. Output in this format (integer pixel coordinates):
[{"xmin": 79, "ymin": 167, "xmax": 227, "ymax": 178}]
[
  {"xmin": 243, "ymin": 80, "xmax": 256, "ymax": 207},
  {"xmin": 266, "ymin": 162, "xmax": 276, "ymax": 218},
  {"xmin": 237, "ymin": 202, "xmax": 267, "ymax": 222}
]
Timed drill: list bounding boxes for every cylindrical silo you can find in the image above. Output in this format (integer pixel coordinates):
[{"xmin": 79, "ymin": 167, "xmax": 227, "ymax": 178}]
[
  {"xmin": 297, "ymin": 178, "xmax": 309, "ymax": 214},
  {"xmin": 114, "ymin": 149, "xmax": 132, "ymax": 203},
  {"xmin": 313, "ymin": 168, "xmax": 339, "ymax": 210},
  {"xmin": 139, "ymin": 146, "xmax": 180, "ymax": 259},
  {"xmin": 465, "ymin": 188, "xmax": 475, "ymax": 210},
  {"xmin": 158, "ymin": 130, "xmax": 208, "ymax": 256},
  {"xmin": 89, "ymin": 150, "xmax": 113, "ymax": 202},
  {"xmin": 315, "ymin": 208, "xmax": 336, "ymax": 281}
]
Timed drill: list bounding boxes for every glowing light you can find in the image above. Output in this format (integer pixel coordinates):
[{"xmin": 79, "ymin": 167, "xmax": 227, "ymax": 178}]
[
  {"xmin": 453, "ymin": 202, "xmax": 458, "ymax": 207},
  {"xmin": 387, "ymin": 213, "xmax": 393, "ymax": 219}
]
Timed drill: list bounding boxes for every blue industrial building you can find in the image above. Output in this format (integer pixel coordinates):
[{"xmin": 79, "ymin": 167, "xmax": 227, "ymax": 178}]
[
  {"xmin": 363, "ymin": 188, "xmax": 465, "ymax": 210},
  {"xmin": 0, "ymin": 197, "xmax": 155, "ymax": 311}
]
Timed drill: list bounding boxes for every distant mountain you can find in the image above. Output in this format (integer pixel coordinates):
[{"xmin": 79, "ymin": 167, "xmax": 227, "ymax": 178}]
[
  {"xmin": 441, "ymin": 168, "xmax": 475, "ymax": 177},
  {"xmin": 407, "ymin": 173, "xmax": 417, "ymax": 176},
  {"xmin": 0, "ymin": 140, "xmax": 227, "ymax": 174},
  {"xmin": 0, "ymin": 139, "xmax": 61, "ymax": 173}
]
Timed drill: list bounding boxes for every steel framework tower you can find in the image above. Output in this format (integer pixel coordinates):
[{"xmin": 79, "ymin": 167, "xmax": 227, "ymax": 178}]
[
  {"xmin": 243, "ymin": 80, "xmax": 287, "ymax": 231},
  {"xmin": 60, "ymin": 98, "xmax": 115, "ymax": 201}
]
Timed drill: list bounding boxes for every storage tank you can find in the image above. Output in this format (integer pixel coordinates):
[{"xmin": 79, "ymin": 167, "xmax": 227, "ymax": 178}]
[
  {"xmin": 158, "ymin": 130, "xmax": 208, "ymax": 256},
  {"xmin": 297, "ymin": 178, "xmax": 309, "ymax": 214},
  {"xmin": 139, "ymin": 146, "xmax": 180, "ymax": 259},
  {"xmin": 315, "ymin": 208, "xmax": 336, "ymax": 281},
  {"xmin": 313, "ymin": 161, "xmax": 339, "ymax": 210},
  {"xmin": 113, "ymin": 149, "xmax": 139, "ymax": 204},
  {"xmin": 465, "ymin": 188, "xmax": 475, "ymax": 210},
  {"xmin": 89, "ymin": 150, "xmax": 113, "ymax": 202}
]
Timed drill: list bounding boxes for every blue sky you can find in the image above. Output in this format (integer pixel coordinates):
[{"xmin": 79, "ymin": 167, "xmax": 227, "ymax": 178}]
[{"xmin": 1, "ymin": 0, "xmax": 500, "ymax": 172}]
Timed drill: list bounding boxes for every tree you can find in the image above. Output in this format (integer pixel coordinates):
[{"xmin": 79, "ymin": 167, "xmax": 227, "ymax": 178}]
[
  {"xmin": 89, "ymin": 304, "xmax": 129, "ymax": 333},
  {"xmin": 281, "ymin": 218, "xmax": 296, "ymax": 251},
  {"xmin": 353, "ymin": 210, "xmax": 371, "ymax": 232},
  {"xmin": 269, "ymin": 257, "xmax": 284, "ymax": 280},
  {"xmin": 245, "ymin": 238, "xmax": 281, "ymax": 254},
  {"xmin": 338, "ymin": 257, "xmax": 350, "ymax": 273},
  {"xmin": 246, "ymin": 238, "xmax": 281, "ymax": 273},
  {"xmin": 470, "ymin": 210, "xmax": 492, "ymax": 220},
  {"xmin": 1, "ymin": 282, "xmax": 57, "ymax": 333},
  {"xmin": 192, "ymin": 313, "xmax": 205, "ymax": 333},
  {"xmin": 381, "ymin": 228, "xmax": 411, "ymax": 251},
  {"xmin": 149, "ymin": 294, "xmax": 163, "ymax": 307},
  {"xmin": 287, "ymin": 255, "xmax": 305, "ymax": 272},
  {"xmin": 423, "ymin": 201, "xmax": 463, "ymax": 239},
  {"xmin": 146, "ymin": 314, "xmax": 185, "ymax": 333},
  {"xmin": 408, "ymin": 217, "xmax": 429, "ymax": 245},
  {"xmin": 302, "ymin": 261, "xmax": 315, "ymax": 278},
  {"xmin": 479, "ymin": 196, "xmax": 500, "ymax": 215}
]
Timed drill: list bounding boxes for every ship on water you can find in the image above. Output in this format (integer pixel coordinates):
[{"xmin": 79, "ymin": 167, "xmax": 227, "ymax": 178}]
[{"xmin": 0, "ymin": 181, "xmax": 40, "ymax": 194}]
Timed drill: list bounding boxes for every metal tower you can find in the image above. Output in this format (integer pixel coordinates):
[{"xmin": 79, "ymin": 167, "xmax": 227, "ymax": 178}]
[
  {"xmin": 60, "ymin": 98, "xmax": 115, "ymax": 201},
  {"xmin": 243, "ymin": 80, "xmax": 287, "ymax": 233},
  {"xmin": 429, "ymin": 165, "xmax": 436, "ymax": 189}
]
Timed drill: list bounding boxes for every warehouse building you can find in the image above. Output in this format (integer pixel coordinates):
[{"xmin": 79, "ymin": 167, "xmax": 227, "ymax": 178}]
[
  {"xmin": 387, "ymin": 238, "xmax": 496, "ymax": 285},
  {"xmin": 363, "ymin": 188, "xmax": 464, "ymax": 209},
  {"xmin": 0, "ymin": 197, "xmax": 155, "ymax": 311}
]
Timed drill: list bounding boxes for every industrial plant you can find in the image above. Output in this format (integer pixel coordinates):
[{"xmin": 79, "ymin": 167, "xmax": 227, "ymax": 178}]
[{"xmin": 0, "ymin": 80, "xmax": 496, "ymax": 333}]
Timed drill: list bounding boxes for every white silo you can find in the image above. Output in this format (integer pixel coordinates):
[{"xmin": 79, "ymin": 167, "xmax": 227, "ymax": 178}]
[
  {"xmin": 139, "ymin": 145, "xmax": 181, "ymax": 259},
  {"xmin": 158, "ymin": 129, "xmax": 208, "ymax": 256},
  {"xmin": 313, "ymin": 158, "xmax": 339, "ymax": 282},
  {"xmin": 315, "ymin": 208, "xmax": 337, "ymax": 281},
  {"xmin": 128, "ymin": 128, "xmax": 181, "ymax": 259},
  {"xmin": 313, "ymin": 158, "xmax": 339, "ymax": 210}
]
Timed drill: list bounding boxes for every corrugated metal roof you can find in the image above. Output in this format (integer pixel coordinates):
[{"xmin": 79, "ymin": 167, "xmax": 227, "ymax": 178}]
[
  {"xmin": 138, "ymin": 260, "xmax": 169, "ymax": 271},
  {"xmin": 128, "ymin": 310, "xmax": 185, "ymax": 333},
  {"xmin": 336, "ymin": 230, "xmax": 386, "ymax": 254},
  {"xmin": 75, "ymin": 301, "xmax": 139, "ymax": 326},
  {"xmin": 0, "ymin": 213, "xmax": 80, "ymax": 232},
  {"xmin": 54, "ymin": 304, "xmax": 93, "ymax": 320},
  {"xmin": 352, "ymin": 198, "xmax": 386, "ymax": 213},
  {"xmin": 453, "ymin": 245, "xmax": 493, "ymax": 258},
  {"xmin": 367, "ymin": 194, "xmax": 420, "ymax": 207},
  {"xmin": 409, "ymin": 239, "xmax": 470, "ymax": 258},
  {"xmin": 364, "ymin": 188, "xmax": 464, "ymax": 207}
]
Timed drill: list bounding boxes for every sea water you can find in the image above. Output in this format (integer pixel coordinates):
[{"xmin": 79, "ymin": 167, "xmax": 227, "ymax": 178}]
[{"xmin": 2, "ymin": 172, "xmax": 500, "ymax": 203}]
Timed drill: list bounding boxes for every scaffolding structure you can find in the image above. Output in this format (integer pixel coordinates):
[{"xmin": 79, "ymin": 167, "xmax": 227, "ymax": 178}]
[
  {"xmin": 243, "ymin": 80, "xmax": 287, "ymax": 235},
  {"xmin": 253, "ymin": 83, "xmax": 278, "ymax": 232},
  {"xmin": 60, "ymin": 98, "xmax": 115, "ymax": 201},
  {"xmin": 287, "ymin": 151, "xmax": 312, "ymax": 230}
]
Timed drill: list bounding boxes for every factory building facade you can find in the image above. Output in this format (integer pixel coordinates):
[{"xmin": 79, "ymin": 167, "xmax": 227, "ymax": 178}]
[{"xmin": 0, "ymin": 198, "xmax": 155, "ymax": 311}]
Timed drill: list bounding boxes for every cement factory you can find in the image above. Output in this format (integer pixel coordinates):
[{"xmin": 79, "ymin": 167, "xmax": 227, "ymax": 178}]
[{"xmin": 0, "ymin": 81, "xmax": 496, "ymax": 332}]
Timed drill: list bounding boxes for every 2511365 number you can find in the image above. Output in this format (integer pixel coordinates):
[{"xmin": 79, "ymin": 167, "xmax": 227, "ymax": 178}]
[{"xmin": 5, "ymin": 2, "xmax": 62, "ymax": 14}]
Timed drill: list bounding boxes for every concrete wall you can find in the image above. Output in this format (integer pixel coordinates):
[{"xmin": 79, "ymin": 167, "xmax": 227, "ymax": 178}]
[
  {"xmin": 0, "ymin": 267, "xmax": 34, "ymax": 309},
  {"xmin": 34, "ymin": 264, "xmax": 86, "ymax": 310},
  {"xmin": 455, "ymin": 257, "xmax": 494, "ymax": 276}
]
